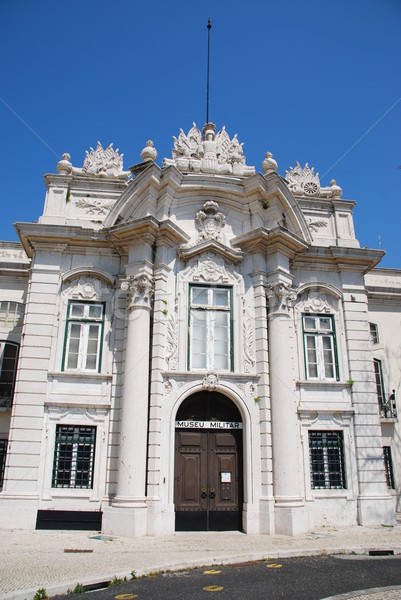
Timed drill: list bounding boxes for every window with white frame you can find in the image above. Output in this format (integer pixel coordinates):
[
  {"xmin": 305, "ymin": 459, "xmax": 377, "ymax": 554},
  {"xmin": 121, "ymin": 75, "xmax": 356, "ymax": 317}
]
[
  {"xmin": 383, "ymin": 446, "xmax": 395, "ymax": 489},
  {"xmin": 63, "ymin": 302, "xmax": 104, "ymax": 372},
  {"xmin": 0, "ymin": 341, "xmax": 19, "ymax": 406},
  {"xmin": 52, "ymin": 425, "xmax": 96, "ymax": 489},
  {"xmin": 369, "ymin": 322, "xmax": 379, "ymax": 345},
  {"xmin": 0, "ymin": 438, "xmax": 7, "ymax": 489},
  {"xmin": 303, "ymin": 314, "xmax": 338, "ymax": 380},
  {"xmin": 309, "ymin": 431, "xmax": 346, "ymax": 489},
  {"xmin": 189, "ymin": 286, "xmax": 232, "ymax": 371},
  {"xmin": 0, "ymin": 301, "xmax": 24, "ymax": 328}
]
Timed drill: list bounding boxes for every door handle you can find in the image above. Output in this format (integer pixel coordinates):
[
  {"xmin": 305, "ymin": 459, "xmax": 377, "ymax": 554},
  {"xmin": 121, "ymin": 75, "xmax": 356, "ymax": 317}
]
[
  {"xmin": 201, "ymin": 487, "xmax": 207, "ymax": 499},
  {"xmin": 209, "ymin": 486, "xmax": 215, "ymax": 499}
]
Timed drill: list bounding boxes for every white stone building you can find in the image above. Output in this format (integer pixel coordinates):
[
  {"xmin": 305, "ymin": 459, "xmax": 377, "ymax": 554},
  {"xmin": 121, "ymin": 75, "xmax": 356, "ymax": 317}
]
[{"xmin": 0, "ymin": 123, "xmax": 399, "ymax": 536}]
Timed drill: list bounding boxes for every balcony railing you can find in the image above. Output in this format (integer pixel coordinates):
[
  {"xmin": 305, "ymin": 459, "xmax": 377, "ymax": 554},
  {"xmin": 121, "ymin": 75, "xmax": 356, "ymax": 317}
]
[{"xmin": 379, "ymin": 390, "xmax": 397, "ymax": 420}]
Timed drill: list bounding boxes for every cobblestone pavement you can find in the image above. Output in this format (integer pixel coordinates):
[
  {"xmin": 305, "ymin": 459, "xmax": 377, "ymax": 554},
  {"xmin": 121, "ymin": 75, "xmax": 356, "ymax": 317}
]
[
  {"xmin": 324, "ymin": 586, "xmax": 401, "ymax": 599},
  {"xmin": 1, "ymin": 525, "xmax": 401, "ymax": 600}
]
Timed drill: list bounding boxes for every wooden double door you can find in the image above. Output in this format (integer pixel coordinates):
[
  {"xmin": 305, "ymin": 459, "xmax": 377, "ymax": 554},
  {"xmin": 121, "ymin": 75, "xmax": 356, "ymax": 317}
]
[{"xmin": 174, "ymin": 392, "xmax": 243, "ymax": 531}]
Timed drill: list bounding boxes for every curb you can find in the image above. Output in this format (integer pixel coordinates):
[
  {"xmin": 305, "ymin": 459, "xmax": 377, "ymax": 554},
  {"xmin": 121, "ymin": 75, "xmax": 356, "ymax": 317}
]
[{"xmin": 3, "ymin": 545, "xmax": 401, "ymax": 600}]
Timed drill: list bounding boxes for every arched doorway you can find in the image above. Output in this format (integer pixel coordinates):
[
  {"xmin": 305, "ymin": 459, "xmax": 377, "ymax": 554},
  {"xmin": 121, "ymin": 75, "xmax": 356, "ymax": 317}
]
[{"xmin": 174, "ymin": 391, "xmax": 243, "ymax": 531}]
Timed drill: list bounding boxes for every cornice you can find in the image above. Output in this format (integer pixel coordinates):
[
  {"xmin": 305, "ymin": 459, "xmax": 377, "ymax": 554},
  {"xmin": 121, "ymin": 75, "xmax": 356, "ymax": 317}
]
[
  {"xmin": 14, "ymin": 222, "xmax": 111, "ymax": 257},
  {"xmin": 232, "ymin": 226, "xmax": 309, "ymax": 258},
  {"xmin": 292, "ymin": 246, "xmax": 385, "ymax": 273},
  {"xmin": 178, "ymin": 238, "xmax": 244, "ymax": 264}
]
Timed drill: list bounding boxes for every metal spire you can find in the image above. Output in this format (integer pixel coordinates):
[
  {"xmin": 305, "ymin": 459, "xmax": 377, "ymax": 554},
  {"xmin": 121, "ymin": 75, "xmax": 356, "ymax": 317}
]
[{"xmin": 206, "ymin": 18, "xmax": 212, "ymax": 124}]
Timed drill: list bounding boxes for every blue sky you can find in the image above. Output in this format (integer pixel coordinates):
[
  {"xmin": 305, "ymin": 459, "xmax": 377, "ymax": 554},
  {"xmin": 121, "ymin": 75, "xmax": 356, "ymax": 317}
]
[{"xmin": 1, "ymin": 0, "xmax": 400, "ymax": 267}]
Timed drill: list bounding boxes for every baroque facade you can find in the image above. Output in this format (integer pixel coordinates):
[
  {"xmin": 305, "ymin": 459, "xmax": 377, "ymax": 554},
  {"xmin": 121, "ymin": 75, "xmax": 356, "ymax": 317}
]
[{"xmin": 0, "ymin": 123, "xmax": 399, "ymax": 536}]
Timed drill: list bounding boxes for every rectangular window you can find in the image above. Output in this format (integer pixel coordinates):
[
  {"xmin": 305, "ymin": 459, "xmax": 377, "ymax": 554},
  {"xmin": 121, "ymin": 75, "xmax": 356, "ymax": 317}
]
[
  {"xmin": 383, "ymin": 446, "xmax": 395, "ymax": 489},
  {"xmin": 0, "ymin": 341, "xmax": 19, "ymax": 406},
  {"xmin": 0, "ymin": 301, "xmax": 24, "ymax": 328},
  {"xmin": 303, "ymin": 314, "xmax": 338, "ymax": 380},
  {"xmin": 373, "ymin": 358, "xmax": 386, "ymax": 416},
  {"xmin": 0, "ymin": 438, "xmax": 7, "ymax": 489},
  {"xmin": 369, "ymin": 323, "xmax": 379, "ymax": 345},
  {"xmin": 52, "ymin": 425, "xmax": 96, "ymax": 489},
  {"xmin": 189, "ymin": 286, "xmax": 232, "ymax": 372},
  {"xmin": 63, "ymin": 302, "xmax": 104, "ymax": 372},
  {"xmin": 309, "ymin": 431, "xmax": 346, "ymax": 489}
]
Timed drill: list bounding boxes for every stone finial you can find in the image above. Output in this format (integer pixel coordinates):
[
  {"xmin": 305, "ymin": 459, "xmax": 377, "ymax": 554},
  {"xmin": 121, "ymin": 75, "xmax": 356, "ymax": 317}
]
[
  {"xmin": 140, "ymin": 140, "xmax": 158, "ymax": 163},
  {"xmin": 262, "ymin": 151, "xmax": 278, "ymax": 175},
  {"xmin": 77, "ymin": 142, "xmax": 130, "ymax": 179},
  {"xmin": 330, "ymin": 179, "xmax": 343, "ymax": 199},
  {"xmin": 163, "ymin": 122, "xmax": 255, "ymax": 177},
  {"xmin": 285, "ymin": 162, "xmax": 343, "ymax": 199},
  {"xmin": 57, "ymin": 153, "xmax": 72, "ymax": 175}
]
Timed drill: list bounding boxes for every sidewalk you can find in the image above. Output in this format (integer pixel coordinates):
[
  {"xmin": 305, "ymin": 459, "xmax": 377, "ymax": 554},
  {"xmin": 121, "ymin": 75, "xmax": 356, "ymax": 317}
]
[{"xmin": 1, "ymin": 525, "xmax": 401, "ymax": 600}]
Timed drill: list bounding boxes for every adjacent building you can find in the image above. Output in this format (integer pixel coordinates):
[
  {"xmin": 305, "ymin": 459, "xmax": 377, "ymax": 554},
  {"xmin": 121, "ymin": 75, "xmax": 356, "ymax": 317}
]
[{"xmin": 0, "ymin": 123, "xmax": 399, "ymax": 536}]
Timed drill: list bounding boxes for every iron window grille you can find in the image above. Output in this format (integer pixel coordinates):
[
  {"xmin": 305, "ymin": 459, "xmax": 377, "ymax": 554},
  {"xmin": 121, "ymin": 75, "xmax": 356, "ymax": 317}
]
[
  {"xmin": 0, "ymin": 341, "xmax": 19, "ymax": 407},
  {"xmin": 303, "ymin": 314, "xmax": 338, "ymax": 381},
  {"xmin": 0, "ymin": 438, "xmax": 7, "ymax": 489},
  {"xmin": 369, "ymin": 322, "xmax": 379, "ymax": 345},
  {"xmin": 188, "ymin": 285, "xmax": 233, "ymax": 372},
  {"xmin": 383, "ymin": 446, "xmax": 395, "ymax": 489},
  {"xmin": 309, "ymin": 431, "xmax": 346, "ymax": 489},
  {"xmin": 52, "ymin": 425, "xmax": 96, "ymax": 489},
  {"xmin": 62, "ymin": 302, "xmax": 104, "ymax": 372},
  {"xmin": 0, "ymin": 301, "xmax": 24, "ymax": 328}
]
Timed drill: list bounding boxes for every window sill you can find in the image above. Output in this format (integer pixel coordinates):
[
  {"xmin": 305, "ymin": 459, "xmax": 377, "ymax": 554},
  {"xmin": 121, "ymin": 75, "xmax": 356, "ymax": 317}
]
[
  {"xmin": 310, "ymin": 491, "xmax": 351, "ymax": 500},
  {"xmin": 48, "ymin": 371, "xmax": 112, "ymax": 381},
  {"xmin": 297, "ymin": 380, "xmax": 350, "ymax": 388}
]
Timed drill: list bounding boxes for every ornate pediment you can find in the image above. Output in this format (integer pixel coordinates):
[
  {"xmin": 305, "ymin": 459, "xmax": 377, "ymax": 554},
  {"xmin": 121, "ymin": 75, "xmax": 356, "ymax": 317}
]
[
  {"xmin": 294, "ymin": 286, "xmax": 341, "ymax": 313},
  {"xmin": 61, "ymin": 276, "xmax": 112, "ymax": 300},
  {"xmin": 163, "ymin": 122, "xmax": 255, "ymax": 177},
  {"xmin": 285, "ymin": 162, "xmax": 342, "ymax": 199},
  {"xmin": 179, "ymin": 252, "xmax": 242, "ymax": 286}
]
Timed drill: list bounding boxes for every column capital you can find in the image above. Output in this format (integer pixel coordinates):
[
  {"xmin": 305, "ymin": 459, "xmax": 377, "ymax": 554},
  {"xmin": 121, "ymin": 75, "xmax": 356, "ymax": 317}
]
[
  {"xmin": 121, "ymin": 272, "xmax": 154, "ymax": 310},
  {"xmin": 266, "ymin": 281, "xmax": 296, "ymax": 316}
]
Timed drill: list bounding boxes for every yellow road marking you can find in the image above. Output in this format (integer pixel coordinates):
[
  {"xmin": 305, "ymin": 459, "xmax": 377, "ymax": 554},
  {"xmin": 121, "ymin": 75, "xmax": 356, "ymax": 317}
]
[
  {"xmin": 204, "ymin": 569, "xmax": 221, "ymax": 575},
  {"xmin": 266, "ymin": 563, "xmax": 282, "ymax": 569},
  {"xmin": 115, "ymin": 594, "xmax": 138, "ymax": 599},
  {"xmin": 203, "ymin": 585, "xmax": 224, "ymax": 592}
]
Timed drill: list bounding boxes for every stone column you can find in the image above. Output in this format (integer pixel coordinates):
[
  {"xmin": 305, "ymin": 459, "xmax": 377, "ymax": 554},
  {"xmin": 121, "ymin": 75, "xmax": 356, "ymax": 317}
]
[
  {"xmin": 103, "ymin": 271, "xmax": 154, "ymax": 537},
  {"xmin": 266, "ymin": 279, "xmax": 309, "ymax": 535}
]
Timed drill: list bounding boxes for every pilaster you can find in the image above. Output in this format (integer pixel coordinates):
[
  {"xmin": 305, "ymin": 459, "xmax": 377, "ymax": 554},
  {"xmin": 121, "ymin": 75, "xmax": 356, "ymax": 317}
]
[
  {"xmin": 266, "ymin": 272, "xmax": 310, "ymax": 535},
  {"xmin": 342, "ymin": 289, "xmax": 395, "ymax": 525}
]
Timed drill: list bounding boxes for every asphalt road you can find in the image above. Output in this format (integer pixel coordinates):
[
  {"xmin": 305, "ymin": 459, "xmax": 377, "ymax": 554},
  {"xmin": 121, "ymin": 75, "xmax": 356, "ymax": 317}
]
[{"xmin": 50, "ymin": 555, "xmax": 401, "ymax": 600}]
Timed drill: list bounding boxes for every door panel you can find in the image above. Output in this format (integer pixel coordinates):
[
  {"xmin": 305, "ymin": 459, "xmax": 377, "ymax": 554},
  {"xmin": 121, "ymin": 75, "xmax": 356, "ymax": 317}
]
[{"xmin": 175, "ymin": 429, "xmax": 242, "ymax": 531}]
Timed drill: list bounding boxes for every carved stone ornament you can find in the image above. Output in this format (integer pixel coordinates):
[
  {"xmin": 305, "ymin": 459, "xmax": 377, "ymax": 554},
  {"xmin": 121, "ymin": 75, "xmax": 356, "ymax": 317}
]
[
  {"xmin": 62, "ymin": 276, "xmax": 111, "ymax": 300},
  {"xmin": 195, "ymin": 201, "xmax": 226, "ymax": 242},
  {"xmin": 243, "ymin": 301, "xmax": 256, "ymax": 373},
  {"xmin": 58, "ymin": 142, "xmax": 131, "ymax": 179},
  {"xmin": 307, "ymin": 218, "xmax": 328, "ymax": 232},
  {"xmin": 266, "ymin": 282, "xmax": 297, "ymax": 315},
  {"xmin": 300, "ymin": 291, "xmax": 334, "ymax": 314},
  {"xmin": 75, "ymin": 198, "xmax": 115, "ymax": 215},
  {"xmin": 163, "ymin": 122, "xmax": 255, "ymax": 177},
  {"xmin": 121, "ymin": 273, "xmax": 154, "ymax": 309},
  {"xmin": 285, "ymin": 162, "xmax": 342, "ymax": 199},
  {"xmin": 166, "ymin": 299, "xmax": 178, "ymax": 370},
  {"xmin": 203, "ymin": 372, "xmax": 220, "ymax": 390}
]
